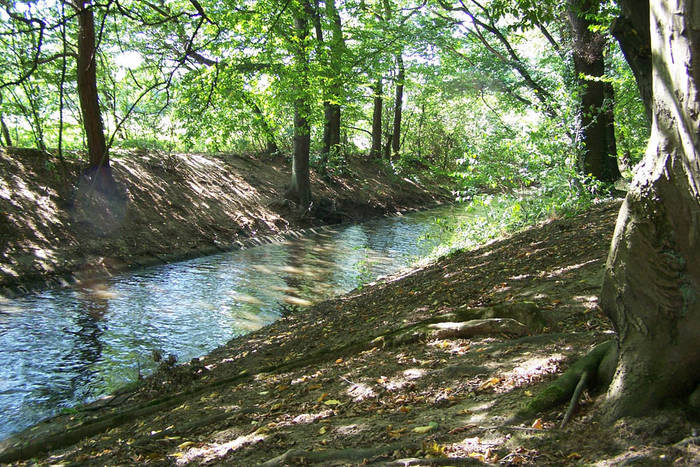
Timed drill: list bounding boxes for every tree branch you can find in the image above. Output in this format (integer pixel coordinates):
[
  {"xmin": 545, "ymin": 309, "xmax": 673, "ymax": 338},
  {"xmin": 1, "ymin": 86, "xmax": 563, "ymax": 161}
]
[
  {"xmin": 448, "ymin": 0, "xmax": 556, "ymax": 116},
  {"xmin": 107, "ymin": 80, "xmax": 167, "ymax": 149},
  {"xmin": 36, "ymin": 52, "xmax": 79, "ymax": 64},
  {"xmin": 188, "ymin": 0, "xmax": 212, "ymax": 24},
  {"xmin": 0, "ymin": 6, "xmax": 45, "ymax": 90}
]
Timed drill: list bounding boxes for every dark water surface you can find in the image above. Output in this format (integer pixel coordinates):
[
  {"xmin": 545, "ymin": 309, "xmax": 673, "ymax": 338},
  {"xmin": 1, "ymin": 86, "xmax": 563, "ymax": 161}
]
[{"xmin": 0, "ymin": 203, "xmax": 474, "ymax": 440}]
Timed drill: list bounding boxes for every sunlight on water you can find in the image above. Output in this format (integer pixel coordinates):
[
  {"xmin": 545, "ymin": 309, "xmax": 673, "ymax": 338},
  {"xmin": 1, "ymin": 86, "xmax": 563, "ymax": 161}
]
[{"xmin": 0, "ymin": 203, "xmax": 475, "ymax": 440}]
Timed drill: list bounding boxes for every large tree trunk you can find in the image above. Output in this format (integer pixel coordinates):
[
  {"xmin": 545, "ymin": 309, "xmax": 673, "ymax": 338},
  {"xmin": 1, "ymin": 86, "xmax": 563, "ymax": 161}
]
[
  {"xmin": 288, "ymin": 12, "xmax": 312, "ymax": 211},
  {"xmin": 600, "ymin": 0, "xmax": 700, "ymax": 420},
  {"xmin": 391, "ymin": 54, "xmax": 404, "ymax": 160},
  {"xmin": 567, "ymin": 0, "xmax": 620, "ymax": 183},
  {"xmin": 370, "ymin": 78, "xmax": 383, "ymax": 159},
  {"xmin": 611, "ymin": 0, "xmax": 652, "ymax": 123},
  {"xmin": 75, "ymin": 0, "xmax": 115, "ymax": 193}
]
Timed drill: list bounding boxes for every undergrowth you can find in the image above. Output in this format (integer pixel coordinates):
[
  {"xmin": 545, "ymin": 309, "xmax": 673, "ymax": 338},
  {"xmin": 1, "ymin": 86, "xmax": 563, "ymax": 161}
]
[{"xmin": 417, "ymin": 176, "xmax": 614, "ymax": 265}]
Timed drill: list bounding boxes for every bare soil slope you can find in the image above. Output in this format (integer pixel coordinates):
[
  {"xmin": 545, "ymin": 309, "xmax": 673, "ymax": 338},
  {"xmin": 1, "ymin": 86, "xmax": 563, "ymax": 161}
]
[{"xmin": 0, "ymin": 148, "xmax": 448, "ymax": 295}]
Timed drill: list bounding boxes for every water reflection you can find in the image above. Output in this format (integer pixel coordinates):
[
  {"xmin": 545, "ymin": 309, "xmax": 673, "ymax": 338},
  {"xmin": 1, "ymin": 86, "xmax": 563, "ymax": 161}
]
[
  {"xmin": 65, "ymin": 287, "xmax": 108, "ymax": 403},
  {"xmin": 0, "ymin": 203, "xmax": 474, "ymax": 440}
]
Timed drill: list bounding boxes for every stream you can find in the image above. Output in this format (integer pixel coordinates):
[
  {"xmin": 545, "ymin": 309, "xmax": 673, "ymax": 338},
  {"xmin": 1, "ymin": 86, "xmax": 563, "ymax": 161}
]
[{"xmin": 0, "ymin": 203, "xmax": 475, "ymax": 440}]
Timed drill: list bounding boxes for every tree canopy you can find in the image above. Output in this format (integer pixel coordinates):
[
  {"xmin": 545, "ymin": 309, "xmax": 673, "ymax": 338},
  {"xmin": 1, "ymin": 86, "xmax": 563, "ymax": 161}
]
[{"xmin": 0, "ymin": 0, "xmax": 647, "ymax": 195}]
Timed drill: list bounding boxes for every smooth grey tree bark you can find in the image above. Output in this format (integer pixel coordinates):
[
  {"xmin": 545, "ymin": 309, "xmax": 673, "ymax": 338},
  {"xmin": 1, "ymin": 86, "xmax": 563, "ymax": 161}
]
[{"xmin": 600, "ymin": 0, "xmax": 700, "ymax": 419}]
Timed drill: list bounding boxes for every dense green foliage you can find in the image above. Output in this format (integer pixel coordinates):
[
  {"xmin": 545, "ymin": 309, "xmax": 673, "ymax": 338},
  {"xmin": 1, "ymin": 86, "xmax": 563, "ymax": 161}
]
[{"xmin": 0, "ymin": 0, "xmax": 647, "ymax": 205}]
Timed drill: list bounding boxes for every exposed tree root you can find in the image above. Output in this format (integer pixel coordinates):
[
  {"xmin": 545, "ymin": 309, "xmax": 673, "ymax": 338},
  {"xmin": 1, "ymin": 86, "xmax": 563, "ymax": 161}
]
[
  {"xmin": 427, "ymin": 318, "xmax": 529, "ymax": 339},
  {"xmin": 513, "ymin": 339, "xmax": 617, "ymax": 424},
  {"xmin": 673, "ymin": 436, "xmax": 700, "ymax": 448},
  {"xmin": 560, "ymin": 370, "xmax": 589, "ymax": 428},
  {"xmin": 378, "ymin": 302, "xmax": 544, "ymax": 347}
]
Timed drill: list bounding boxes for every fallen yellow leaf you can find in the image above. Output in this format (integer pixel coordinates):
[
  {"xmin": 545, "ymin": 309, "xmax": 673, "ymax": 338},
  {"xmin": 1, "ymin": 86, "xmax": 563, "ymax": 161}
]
[
  {"xmin": 531, "ymin": 418, "xmax": 543, "ymax": 429},
  {"xmin": 412, "ymin": 422, "xmax": 438, "ymax": 434},
  {"xmin": 478, "ymin": 377, "xmax": 502, "ymax": 390}
]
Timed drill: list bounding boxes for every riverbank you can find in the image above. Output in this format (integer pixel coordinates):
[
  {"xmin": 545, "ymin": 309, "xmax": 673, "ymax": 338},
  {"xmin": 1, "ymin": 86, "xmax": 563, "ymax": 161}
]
[
  {"xmin": 0, "ymin": 148, "xmax": 449, "ymax": 296},
  {"xmin": 2, "ymin": 199, "xmax": 697, "ymax": 465}
]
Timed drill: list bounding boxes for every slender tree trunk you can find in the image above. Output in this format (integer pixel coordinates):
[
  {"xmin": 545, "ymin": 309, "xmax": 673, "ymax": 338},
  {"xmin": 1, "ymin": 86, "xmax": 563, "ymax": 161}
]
[
  {"xmin": 0, "ymin": 93, "xmax": 10, "ymax": 147},
  {"xmin": 305, "ymin": 0, "xmax": 331, "ymax": 167},
  {"xmin": 324, "ymin": 0, "xmax": 343, "ymax": 155},
  {"xmin": 0, "ymin": 115, "xmax": 10, "ymax": 147},
  {"xmin": 383, "ymin": 133, "xmax": 392, "ymax": 160},
  {"xmin": 22, "ymin": 82, "xmax": 46, "ymax": 151},
  {"xmin": 287, "ymin": 12, "xmax": 312, "ymax": 210},
  {"xmin": 611, "ymin": 1, "xmax": 652, "ymax": 123},
  {"xmin": 370, "ymin": 78, "xmax": 383, "ymax": 159},
  {"xmin": 417, "ymin": 101, "xmax": 425, "ymax": 158},
  {"xmin": 242, "ymin": 93, "xmax": 278, "ymax": 155},
  {"xmin": 321, "ymin": 93, "xmax": 340, "ymax": 167},
  {"xmin": 75, "ymin": 0, "xmax": 115, "ymax": 193},
  {"xmin": 58, "ymin": 0, "xmax": 67, "ymax": 160},
  {"xmin": 391, "ymin": 54, "xmax": 404, "ymax": 159},
  {"xmin": 567, "ymin": 0, "xmax": 620, "ymax": 183},
  {"xmin": 600, "ymin": 0, "xmax": 700, "ymax": 420},
  {"xmin": 324, "ymin": 104, "xmax": 341, "ymax": 153},
  {"xmin": 308, "ymin": 0, "xmax": 344, "ymax": 169},
  {"xmin": 321, "ymin": 101, "xmax": 340, "ymax": 173},
  {"xmin": 291, "ymin": 99, "xmax": 311, "ymax": 209}
]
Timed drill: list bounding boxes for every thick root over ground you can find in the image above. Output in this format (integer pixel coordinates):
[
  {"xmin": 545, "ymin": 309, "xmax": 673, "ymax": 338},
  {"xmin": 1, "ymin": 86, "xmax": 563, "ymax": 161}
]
[{"xmin": 514, "ymin": 340, "xmax": 617, "ymax": 422}]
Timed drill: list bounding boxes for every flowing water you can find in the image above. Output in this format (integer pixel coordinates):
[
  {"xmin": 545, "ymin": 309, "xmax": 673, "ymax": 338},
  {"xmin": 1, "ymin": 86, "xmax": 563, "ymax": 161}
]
[{"xmin": 0, "ymin": 203, "xmax": 475, "ymax": 440}]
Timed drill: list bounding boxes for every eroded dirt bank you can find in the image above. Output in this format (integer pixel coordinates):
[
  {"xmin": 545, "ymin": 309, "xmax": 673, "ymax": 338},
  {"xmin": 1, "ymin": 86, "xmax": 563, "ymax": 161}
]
[
  {"xmin": 0, "ymin": 148, "xmax": 448, "ymax": 295},
  {"xmin": 2, "ymin": 200, "xmax": 698, "ymax": 465}
]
